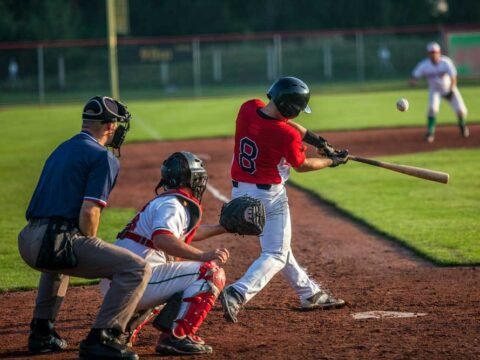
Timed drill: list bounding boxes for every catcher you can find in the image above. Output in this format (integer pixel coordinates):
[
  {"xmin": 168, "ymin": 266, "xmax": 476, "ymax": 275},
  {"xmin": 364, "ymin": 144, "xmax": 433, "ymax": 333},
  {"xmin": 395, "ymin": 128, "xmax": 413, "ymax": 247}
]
[{"xmin": 100, "ymin": 151, "xmax": 264, "ymax": 355}]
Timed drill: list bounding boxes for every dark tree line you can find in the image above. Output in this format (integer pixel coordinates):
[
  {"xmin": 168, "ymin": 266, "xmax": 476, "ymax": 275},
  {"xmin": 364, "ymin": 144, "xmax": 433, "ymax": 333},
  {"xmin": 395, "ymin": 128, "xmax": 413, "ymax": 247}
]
[{"xmin": 1, "ymin": 0, "xmax": 479, "ymax": 42}]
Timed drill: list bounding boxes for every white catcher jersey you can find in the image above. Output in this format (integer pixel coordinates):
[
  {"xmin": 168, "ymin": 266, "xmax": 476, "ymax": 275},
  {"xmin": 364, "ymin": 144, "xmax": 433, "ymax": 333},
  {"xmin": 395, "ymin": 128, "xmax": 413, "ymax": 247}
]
[
  {"xmin": 412, "ymin": 55, "xmax": 457, "ymax": 93},
  {"xmin": 115, "ymin": 195, "xmax": 190, "ymax": 266}
]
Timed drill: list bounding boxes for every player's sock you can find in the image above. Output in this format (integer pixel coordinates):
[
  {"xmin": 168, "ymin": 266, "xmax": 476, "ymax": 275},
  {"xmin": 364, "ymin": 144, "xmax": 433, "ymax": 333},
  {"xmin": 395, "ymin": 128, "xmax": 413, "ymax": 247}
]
[
  {"xmin": 458, "ymin": 115, "xmax": 469, "ymax": 137},
  {"xmin": 427, "ymin": 116, "xmax": 436, "ymax": 135}
]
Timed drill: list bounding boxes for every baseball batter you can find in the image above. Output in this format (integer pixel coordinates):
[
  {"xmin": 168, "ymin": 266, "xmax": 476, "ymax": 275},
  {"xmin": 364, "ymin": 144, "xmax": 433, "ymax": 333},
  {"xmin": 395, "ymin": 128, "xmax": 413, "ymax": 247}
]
[
  {"xmin": 220, "ymin": 77, "xmax": 348, "ymax": 323},
  {"xmin": 100, "ymin": 151, "xmax": 229, "ymax": 355},
  {"xmin": 410, "ymin": 41, "xmax": 469, "ymax": 143}
]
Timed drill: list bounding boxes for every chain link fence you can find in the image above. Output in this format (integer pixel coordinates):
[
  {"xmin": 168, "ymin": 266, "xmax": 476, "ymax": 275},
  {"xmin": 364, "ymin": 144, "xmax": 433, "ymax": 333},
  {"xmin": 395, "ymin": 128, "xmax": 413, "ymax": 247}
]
[{"xmin": 1, "ymin": 26, "xmax": 477, "ymax": 105}]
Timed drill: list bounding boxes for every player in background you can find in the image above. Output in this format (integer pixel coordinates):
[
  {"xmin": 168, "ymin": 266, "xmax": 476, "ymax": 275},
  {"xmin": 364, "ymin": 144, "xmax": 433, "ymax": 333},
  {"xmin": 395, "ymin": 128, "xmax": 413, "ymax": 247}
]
[
  {"xmin": 100, "ymin": 151, "xmax": 229, "ymax": 355},
  {"xmin": 220, "ymin": 76, "xmax": 348, "ymax": 324},
  {"xmin": 410, "ymin": 41, "xmax": 469, "ymax": 143}
]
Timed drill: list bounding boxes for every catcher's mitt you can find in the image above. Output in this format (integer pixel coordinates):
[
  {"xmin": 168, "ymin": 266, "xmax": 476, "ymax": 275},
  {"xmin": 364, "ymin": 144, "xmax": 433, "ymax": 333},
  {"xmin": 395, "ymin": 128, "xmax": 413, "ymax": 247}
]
[{"xmin": 220, "ymin": 196, "xmax": 266, "ymax": 236}]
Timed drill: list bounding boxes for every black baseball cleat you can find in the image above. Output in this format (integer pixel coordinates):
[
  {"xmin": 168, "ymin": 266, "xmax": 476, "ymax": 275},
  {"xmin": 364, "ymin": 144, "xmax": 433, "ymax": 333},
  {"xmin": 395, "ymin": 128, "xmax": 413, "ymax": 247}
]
[
  {"xmin": 28, "ymin": 318, "xmax": 67, "ymax": 354},
  {"xmin": 219, "ymin": 286, "xmax": 244, "ymax": 323},
  {"xmin": 300, "ymin": 290, "xmax": 346, "ymax": 310},
  {"xmin": 79, "ymin": 329, "xmax": 139, "ymax": 360},
  {"xmin": 155, "ymin": 334, "xmax": 213, "ymax": 355}
]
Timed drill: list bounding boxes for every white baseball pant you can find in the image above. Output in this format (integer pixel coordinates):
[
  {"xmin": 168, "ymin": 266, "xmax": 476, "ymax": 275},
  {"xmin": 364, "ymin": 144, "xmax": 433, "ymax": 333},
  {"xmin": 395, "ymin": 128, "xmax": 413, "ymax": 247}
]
[
  {"xmin": 230, "ymin": 181, "xmax": 320, "ymax": 303},
  {"xmin": 428, "ymin": 87, "xmax": 468, "ymax": 117}
]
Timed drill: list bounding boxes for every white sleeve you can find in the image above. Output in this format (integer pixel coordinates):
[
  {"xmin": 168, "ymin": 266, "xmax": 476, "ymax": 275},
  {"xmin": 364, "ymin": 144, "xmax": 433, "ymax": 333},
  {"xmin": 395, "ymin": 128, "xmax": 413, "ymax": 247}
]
[
  {"xmin": 412, "ymin": 60, "xmax": 424, "ymax": 79},
  {"xmin": 443, "ymin": 57, "xmax": 457, "ymax": 77},
  {"xmin": 150, "ymin": 198, "xmax": 188, "ymax": 239}
]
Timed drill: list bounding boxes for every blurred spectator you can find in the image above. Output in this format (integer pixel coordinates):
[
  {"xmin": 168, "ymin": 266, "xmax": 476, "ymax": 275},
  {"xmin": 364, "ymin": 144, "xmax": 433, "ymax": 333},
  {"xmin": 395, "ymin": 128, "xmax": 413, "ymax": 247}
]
[
  {"xmin": 8, "ymin": 59, "xmax": 18, "ymax": 84},
  {"xmin": 377, "ymin": 45, "xmax": 395, "ymax": 75}
]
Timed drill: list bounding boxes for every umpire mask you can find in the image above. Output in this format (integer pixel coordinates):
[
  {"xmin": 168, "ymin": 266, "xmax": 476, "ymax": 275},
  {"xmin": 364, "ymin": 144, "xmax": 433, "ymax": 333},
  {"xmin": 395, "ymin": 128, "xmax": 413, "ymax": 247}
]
[
  {"xmin": 82, "ymin": 96, "xmax": 131, "ymax": 156},
  {"xmin": 156, "ymin": 151, "xmax": 208, "ymax": 202}
]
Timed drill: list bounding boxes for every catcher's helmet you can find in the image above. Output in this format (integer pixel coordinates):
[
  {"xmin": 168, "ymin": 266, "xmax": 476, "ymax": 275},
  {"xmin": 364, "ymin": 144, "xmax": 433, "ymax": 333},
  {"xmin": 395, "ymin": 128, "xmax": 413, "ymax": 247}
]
[
  {"xmin": 156, "ymin": 151, "xmax": 208, "ymax": 201},
  {"xmin": 267, "ymin": 77, "xmax": 311, "ymax": 119}
]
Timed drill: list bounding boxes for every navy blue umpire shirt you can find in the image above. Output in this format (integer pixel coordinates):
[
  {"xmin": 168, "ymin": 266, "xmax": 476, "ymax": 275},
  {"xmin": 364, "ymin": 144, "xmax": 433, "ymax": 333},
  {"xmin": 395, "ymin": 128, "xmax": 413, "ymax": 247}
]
[{"xmin": 26, "ymin": 131, "xmax": 120, "ymax": 221}]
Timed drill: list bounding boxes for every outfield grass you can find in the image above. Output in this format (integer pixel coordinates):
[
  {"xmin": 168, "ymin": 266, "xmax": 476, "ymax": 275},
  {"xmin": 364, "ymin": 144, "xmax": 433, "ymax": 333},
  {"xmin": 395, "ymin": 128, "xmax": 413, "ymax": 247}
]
[
  {"xmin": 290, "ymin": 149, "xmax": 480, "ymax": 265},
  {"xmin": 130, "ymin": 86, "xmax": 480, "ymax": 141},
  {"xmin": 0, "ymin": 87, "xmax": 479, "ymax": 289}
]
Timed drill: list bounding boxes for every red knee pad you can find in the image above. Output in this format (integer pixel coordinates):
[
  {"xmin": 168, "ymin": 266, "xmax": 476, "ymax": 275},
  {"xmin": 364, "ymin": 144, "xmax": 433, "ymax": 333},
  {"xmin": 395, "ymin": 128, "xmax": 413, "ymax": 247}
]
[{"xmin": 198, "ymin": 261, "xmax": 226, "ymax": 296}]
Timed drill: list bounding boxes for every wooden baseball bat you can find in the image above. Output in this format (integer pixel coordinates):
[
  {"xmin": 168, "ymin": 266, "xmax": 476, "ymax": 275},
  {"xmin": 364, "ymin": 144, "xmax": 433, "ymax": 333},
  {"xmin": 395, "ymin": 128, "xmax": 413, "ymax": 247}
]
[{"xmin": 348, "ymin": 155, "xmax": 449, "ymax": 184}]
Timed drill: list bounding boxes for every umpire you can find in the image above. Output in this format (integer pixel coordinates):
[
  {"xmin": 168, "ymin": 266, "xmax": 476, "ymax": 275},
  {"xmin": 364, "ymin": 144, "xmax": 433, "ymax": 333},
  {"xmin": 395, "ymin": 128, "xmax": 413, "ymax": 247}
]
[{"xmin": 18, "ymin": 96, "xmax": 151, "ymax": 360}]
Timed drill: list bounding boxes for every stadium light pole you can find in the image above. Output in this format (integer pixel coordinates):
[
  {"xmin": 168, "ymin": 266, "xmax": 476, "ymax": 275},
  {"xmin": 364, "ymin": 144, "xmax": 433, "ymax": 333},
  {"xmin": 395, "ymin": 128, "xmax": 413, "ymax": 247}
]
[{"xmin": 106, "ymin": 0, "xmax": 120, "ymax": 99}]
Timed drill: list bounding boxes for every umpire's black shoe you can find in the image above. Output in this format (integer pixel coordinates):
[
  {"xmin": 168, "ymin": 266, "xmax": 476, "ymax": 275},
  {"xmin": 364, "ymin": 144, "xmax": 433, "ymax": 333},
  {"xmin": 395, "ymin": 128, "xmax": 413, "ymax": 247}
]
[
  {"xmin": 79, "ymin": 329, "xmax": 139, "ymax": 360},
  {"xmin": 155, "ymin": 335, "xmax": 213, "ymax": 355},
  {"xmin": 28, "ymin": 318, "xmax": 68, "ymax": 354}
]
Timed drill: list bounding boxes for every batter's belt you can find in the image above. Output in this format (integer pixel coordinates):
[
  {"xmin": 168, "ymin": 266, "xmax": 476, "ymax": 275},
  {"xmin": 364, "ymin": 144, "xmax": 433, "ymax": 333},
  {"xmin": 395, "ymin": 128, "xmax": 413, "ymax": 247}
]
[{"xmin": 232, "ymin": 180, "xmax": 272, "ymax": 190}]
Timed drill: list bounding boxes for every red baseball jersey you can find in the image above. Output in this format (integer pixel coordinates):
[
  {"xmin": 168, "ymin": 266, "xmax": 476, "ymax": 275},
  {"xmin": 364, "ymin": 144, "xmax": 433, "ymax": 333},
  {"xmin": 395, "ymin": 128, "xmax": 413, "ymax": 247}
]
[{"xmin": 231, "ymin": 99, "xmax": 306, "ymax": 184}]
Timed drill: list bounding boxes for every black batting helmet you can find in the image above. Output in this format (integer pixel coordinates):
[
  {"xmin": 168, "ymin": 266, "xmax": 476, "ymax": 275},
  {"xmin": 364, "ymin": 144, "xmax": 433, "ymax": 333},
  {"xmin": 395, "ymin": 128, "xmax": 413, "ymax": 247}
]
[
  {"xmin": 267, "ymin": 77, "xmax": 311, "ymax": 119},
  {"xmin": 156, "ymin": 151, "xmax": 208, "ymax": 202}
]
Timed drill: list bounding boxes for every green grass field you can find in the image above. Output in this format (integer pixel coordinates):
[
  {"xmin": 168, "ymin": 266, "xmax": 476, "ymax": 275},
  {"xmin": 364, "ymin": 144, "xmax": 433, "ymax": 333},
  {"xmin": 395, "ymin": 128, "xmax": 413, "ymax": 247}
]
[
  {"xmin": 291, "ymin": 149, "xmax": 480, "ymax": 265},
  {"xmin": 1, "ymin": 86, "xmax": 479, "ymax": 289}
]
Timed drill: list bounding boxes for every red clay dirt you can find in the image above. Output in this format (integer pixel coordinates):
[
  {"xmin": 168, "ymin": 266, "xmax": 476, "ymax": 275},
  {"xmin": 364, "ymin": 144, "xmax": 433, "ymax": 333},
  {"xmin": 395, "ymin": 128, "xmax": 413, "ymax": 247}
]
[{"xmin": 1, "ymin": 125, "xmax": 479, "ymax": 359}]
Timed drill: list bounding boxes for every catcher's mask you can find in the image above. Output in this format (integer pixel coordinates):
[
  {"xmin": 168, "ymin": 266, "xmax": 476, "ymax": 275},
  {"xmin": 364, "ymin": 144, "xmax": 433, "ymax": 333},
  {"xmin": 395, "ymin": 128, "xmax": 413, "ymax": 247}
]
[
  {"xmin": 267, "ymin": 76, "xmax": 311, "ymax": 119},
  {"xmin": 82, "ymin": 96, "xmax": 131, "ymax": 156},
  {"xmin": 155, "ymin": 151, "xmax": 208, "ymax": 202}
]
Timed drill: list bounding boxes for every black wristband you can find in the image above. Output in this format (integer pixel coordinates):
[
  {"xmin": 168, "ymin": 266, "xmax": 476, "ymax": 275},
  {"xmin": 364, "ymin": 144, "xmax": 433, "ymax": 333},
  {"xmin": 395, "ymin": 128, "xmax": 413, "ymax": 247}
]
[{"xmin": 303, "ymin": 130, "xmax": 327, "ymax": 148}]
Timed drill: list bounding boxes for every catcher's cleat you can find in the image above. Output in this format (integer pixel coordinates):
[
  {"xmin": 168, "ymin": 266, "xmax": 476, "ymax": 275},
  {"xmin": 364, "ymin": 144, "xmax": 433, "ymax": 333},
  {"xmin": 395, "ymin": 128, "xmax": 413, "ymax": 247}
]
[
  {"xmin": 155, "ymin": 335, "xmax": 213, "ymax": 355},
  {"xmin": 158, "ymin": 331, "xmax": 206, "ymax": 345},
  {"xmin": 300, "ymin": 290, "xmax": 346, "ymax": 310},
  {"xmin": 28, "ymin": 318, "xmax": 67, "ymax": 354},
  {"xmin": 79, "ymin": 329, "xmax": 139, "ymax": 360},
  {"xmin": 220, "ymin": 286, "xmax": 244, "ymax": 323}
]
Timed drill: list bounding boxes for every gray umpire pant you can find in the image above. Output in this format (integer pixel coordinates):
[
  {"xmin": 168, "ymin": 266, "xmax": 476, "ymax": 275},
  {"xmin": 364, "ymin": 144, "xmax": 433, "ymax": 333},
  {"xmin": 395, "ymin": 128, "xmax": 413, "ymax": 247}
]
[{"xmin": 18, "ymin": 219, "xmax": 151, "ymax": 333}]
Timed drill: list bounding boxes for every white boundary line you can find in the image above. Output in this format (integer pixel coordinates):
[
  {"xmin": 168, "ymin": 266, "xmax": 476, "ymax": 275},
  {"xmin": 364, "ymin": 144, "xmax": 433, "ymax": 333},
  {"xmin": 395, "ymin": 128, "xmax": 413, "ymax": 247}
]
[
  {"xmin": 206, "ymin": 183, "xmax": 230, "ymax": 203},
  {"xmin": 135, "ymin": 116, "xmax": 162, "ymax": 140}
]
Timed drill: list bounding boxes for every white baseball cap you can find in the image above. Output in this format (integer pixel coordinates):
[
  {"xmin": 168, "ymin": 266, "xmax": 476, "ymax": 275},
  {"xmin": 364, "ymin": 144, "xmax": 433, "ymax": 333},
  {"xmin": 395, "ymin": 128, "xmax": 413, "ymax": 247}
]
[{"xmin": 426, "ymin": 42, "xmax": 441, "ymax": 53}]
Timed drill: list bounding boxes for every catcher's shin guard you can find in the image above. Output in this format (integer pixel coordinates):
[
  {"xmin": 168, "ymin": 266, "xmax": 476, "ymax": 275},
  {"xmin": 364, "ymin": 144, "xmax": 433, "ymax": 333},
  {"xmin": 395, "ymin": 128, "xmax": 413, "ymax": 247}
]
[
  {"xmin": 172, "ymin": 262, "xmax": 225, "ymax": 338},
  {"xmin": 126, "ymin": 306, "xmax": 162, "ymax": 346}
]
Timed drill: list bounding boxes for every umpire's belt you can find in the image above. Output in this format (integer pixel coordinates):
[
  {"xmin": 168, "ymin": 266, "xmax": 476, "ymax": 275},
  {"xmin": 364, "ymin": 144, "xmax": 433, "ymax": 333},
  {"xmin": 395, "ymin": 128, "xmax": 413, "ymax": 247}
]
[
  {"xmin": 30, "ymin": 216, "xmax": 78, "ymax": 227},
  {"xmin": 232, "ymin": 180, "xmax": 271, "ymax": 190},
  {"xmin": 121, "ymin": 231, "xmax": 156, "ymax": 249}
]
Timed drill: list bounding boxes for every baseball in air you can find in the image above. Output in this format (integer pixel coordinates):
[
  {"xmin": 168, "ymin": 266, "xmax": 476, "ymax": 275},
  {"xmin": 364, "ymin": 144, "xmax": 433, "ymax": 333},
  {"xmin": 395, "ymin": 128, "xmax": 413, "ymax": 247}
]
[{"xmin": 396, "ymin": 98, "xmax": 409, "ymax": 112}]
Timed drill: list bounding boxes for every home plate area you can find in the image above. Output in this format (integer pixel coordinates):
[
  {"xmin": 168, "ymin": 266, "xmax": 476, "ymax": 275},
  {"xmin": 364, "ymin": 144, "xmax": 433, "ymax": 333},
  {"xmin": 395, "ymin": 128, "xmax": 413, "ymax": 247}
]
[{"xmin": 352, "ymin": 311, "xmax": 427, "ymax": 320}]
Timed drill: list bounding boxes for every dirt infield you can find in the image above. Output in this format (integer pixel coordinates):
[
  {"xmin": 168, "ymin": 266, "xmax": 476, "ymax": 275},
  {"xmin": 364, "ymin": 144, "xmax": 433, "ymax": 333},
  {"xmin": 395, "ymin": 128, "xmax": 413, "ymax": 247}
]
[{"xmin": 1, "ymin": 125, "xmax": 479, "ymax": 359}]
